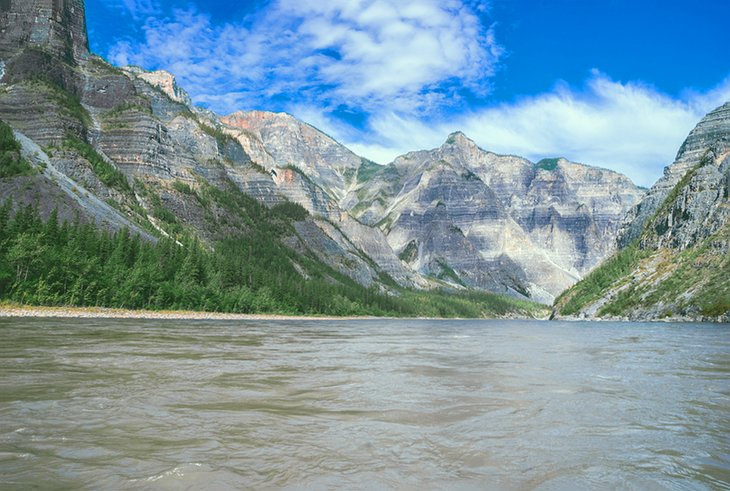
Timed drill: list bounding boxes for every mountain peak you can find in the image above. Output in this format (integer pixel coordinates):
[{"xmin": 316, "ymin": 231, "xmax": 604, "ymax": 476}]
[
  {"xmin": 443, "ymin": 131, "xmax": 476, "ymax": 148},
  {"xmin": 135, "ymin": 69, "xmax": 192, "ymax": 106},
  {"xmin": 675, "ymin": 99, "xmax": 730, "ymax": 162}
]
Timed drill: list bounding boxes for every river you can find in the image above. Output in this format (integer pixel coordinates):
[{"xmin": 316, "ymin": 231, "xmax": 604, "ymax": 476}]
[{"xmin": 0, "ymin": 318, "xmax": 728, "ymax": 490}]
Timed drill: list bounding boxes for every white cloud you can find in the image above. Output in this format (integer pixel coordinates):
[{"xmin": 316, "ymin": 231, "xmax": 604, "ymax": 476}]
[
  {"xmin": 105, "ymin": 2, "xmax": 730, "ymax": 188},
  {"xmin": 103, "ymin": 0, "xmax": 160, "ymax": 19},
  {"xmin": 107, "ymin": 0, "xmax": 500, "ymax": 114},
  {"xmin": 340, "ymin": 73, "xmax": 730, "ymax": 187}
]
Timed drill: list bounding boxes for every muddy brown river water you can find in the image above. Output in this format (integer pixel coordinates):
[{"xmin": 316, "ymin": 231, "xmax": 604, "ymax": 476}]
[{"xmin": 0, "ymin": 318, "xmax": 728, "ymax": 490}]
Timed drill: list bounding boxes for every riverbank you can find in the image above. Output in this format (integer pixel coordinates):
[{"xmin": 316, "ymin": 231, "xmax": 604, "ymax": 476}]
[
  {"xmin": 0, "ymin": 304, "xmax": 375, "ymax": 321},
  {"xmin": 0, "ymin": 302, "xmax": 552, "ymax": 321}
]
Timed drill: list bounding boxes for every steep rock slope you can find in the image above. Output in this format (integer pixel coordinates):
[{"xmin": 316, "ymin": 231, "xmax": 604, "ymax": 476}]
[
  {"xmin": 619, "ymin": 101, "xmax": 730, "ymax": 247},
  {"xmin": 0, "ymin": 0, "xmax": 647, "ymax": 307},
  {"xmin": 220, "ymin": 110, "xmax": 426, "ymax": 287},
  {"xmin": 2, "ymin": 126, "xmax": 152, "ymax": 239},
  {"xmin": 346, "ymin": 133, "xmax": 644, "ymax": 302},
  {"xmin": 555, "ymin": 102, "xmax": 730, "ymax": 321}
]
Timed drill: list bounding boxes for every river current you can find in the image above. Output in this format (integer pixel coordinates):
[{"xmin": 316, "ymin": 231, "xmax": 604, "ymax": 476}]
[{"xmin": 0, "ymin": 318, "xmax": 728, "ymax": 490}]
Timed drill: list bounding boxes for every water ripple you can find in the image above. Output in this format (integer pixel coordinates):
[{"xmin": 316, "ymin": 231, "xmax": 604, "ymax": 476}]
[{"xmin": 0, "ymin": 318, "xmax": 728, "ymax": 489}]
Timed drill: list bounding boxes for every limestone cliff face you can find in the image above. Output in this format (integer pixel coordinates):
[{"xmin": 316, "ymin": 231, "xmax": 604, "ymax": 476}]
[
  {"xmin": 346, "ymin": 133, "xmax": 644, "ymax": 302},
  {"xmin": 0, "ymin": 2, "xmax": 420, "ymax": 292},
  {"xmin": 134, "ymin": 69, "xmax": 193, "ymax": 106},
  {"xmin": 555, "ymin": 101, "xmax": 730, "ymax": 322},
  {"xmin": 216, "ymin": 110, "xmax": 423, "ymax": 285},
  {"xmin": 0, "ymin": 0, "xmax": 88, "ymax": 63}
]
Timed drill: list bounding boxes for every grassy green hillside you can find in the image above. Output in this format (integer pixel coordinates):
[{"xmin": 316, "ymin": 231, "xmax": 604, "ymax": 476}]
[{"xmin": 554, "ymin": 226, "xmax": 729, "ymax": 319}]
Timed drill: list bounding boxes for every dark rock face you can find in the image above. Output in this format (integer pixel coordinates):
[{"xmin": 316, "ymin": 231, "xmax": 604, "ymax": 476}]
[{"xmin": 0, "ymin": 0, "xmax": 88, "ymax": 63}]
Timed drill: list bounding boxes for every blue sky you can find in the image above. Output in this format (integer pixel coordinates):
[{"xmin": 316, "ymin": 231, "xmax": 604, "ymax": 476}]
[{"xmin": 86, "ymin": 0, "xmax": 730, "ymax": 186}]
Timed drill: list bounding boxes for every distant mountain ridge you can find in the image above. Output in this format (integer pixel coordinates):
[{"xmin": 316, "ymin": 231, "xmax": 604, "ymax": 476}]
[{"xmin": 341, "ymin": 131, "xmax": 644, "ymax": 302}]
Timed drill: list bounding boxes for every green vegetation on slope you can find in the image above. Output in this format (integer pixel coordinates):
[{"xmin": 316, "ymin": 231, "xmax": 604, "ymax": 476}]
[
  {"xmin": 103, "ymin": 101, "xmax": 152, "ymax": 119},
  {"xmin": 554, "ymin": 242, "xmax": 651, "ymax": 316},
  {"xmin": 357, "ymin": 159, "xmax": 386, "ymax": 183},
  {"xmin": 433, "ymin": 258, "xmax": 466, "ymax": 287},
  {"xmin": 555, "ymin": 154, "xmax": 729, "ymax": 319},
  {"xmin": 0, "ymin": 195, "xmax": 547, "ymax": 318},
  {"xmin": 179, "ymin": 110, "xmax": 238, "ymax": 149},
  {"xmin": 536, "ymin": 158, "xmax": 560, "ymax": 171},
  {"xmin": 644, "ymin": 158, "xmax": 706, "ymax": 239},
  {"xmin": 0, "ymin": 121, "xmax": 35, "ymax": 178},
  {"xmin": 22, "ymin": 76, "xmax": 92, "ymax": 129},
  {"xmin": 55, "ymin": 137, "xmax": 131, "ymax": 193},
  {"xmin": 398, "ymin": 240, "xmax": 418, "ymax": 263},
  {"xmin": 270, "ymin": 201, "xmax": 309, "ymax": 222},
  {"xmin": 597, "ymin": 225, "xmax": 730, "ymax": 318}
]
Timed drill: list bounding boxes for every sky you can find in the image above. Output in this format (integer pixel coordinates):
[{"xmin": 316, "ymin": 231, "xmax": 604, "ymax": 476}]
[{"xmin": 86, "ymin": 0, "xmax": 730, "ymax": 186}]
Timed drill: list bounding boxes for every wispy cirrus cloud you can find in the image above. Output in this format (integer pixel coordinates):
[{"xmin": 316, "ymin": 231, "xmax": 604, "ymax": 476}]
[
  {"xmin": 108, "ymin": 0, "xmax": 501, "ymax": 115},
  {"xmin": 334, "ymin": 72, "xmax": 730, "ymax": 187},
  {"xmin": 102, "ymin": 0, "xmax": 161, "ymax": 19}
]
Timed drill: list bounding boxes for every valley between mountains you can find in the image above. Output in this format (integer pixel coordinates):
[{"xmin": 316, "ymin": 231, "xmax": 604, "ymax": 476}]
[{"xmin": 0, "ymin": 0, "xmax": 727, "ymax": 321}]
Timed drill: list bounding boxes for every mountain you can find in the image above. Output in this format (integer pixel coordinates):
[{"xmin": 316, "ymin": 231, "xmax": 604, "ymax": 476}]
[
  {"xmin": 554, "ymin": 101, "xmax": 730, "ymax": 322},
  {"xmin": 343, "ymin": 132, "xmax": 645, "ymax": 303},
  {"xmin": 0, "ymin": 0, "xmax": 649, "ymax": 317}
]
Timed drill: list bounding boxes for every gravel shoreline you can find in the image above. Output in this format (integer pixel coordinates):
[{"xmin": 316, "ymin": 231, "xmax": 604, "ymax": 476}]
[{"xmin": 0, "ymin": 305, "xmax": 373, "ymax": 321}]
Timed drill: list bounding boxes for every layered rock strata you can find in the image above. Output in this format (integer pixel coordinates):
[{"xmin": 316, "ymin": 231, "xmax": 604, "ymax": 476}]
[
  {"xmin": 344, "ymin": 133, "xmax": 644, "ymax": 302},
  {"xmin": 0, "ymin": 0, "xmax": 88, "ymax": 62},
  {"xmin": 0, "ymin": 0, "xmax": 653, "ymax": 305}
]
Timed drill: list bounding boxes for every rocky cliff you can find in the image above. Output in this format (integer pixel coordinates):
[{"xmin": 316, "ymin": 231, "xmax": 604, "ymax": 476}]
[
  {"xmin": 222, "ymin": 111, "xmax": 363, "ymax": 204},
  {"xmin": 0, "ymin": 0, "xmax": 424, "ymax": 295},
  {"xmin": 343, "ymin": 133, "xmax": 644, "ymax": 302},
  {"xmin": 619, "ymin": 101, "xmax": 730, "ymax": 248},
  {"xmin": 555, "ymin": 101, "xmax": 730, "ymax": 321}
]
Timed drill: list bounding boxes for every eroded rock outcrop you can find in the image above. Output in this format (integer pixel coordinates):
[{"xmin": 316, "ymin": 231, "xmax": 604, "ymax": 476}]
[
  {"xmin": 619, "ymin": 102, "xmax": 730, "ymax": 248},
  {"xmin": 0, "ymin": 2, "xmax": 418, "ymax": 293},
  {"xmin": 223, "ymin": 111, "xmax": 362, "ymax": 203},
  {"xmin": 0, "ymin": 0, "xmax": 657, "ymax": 306}
]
